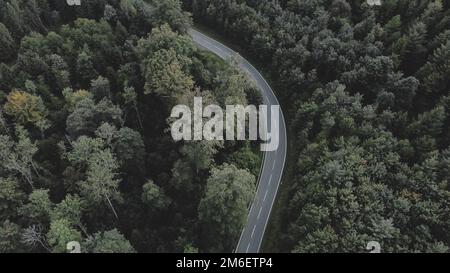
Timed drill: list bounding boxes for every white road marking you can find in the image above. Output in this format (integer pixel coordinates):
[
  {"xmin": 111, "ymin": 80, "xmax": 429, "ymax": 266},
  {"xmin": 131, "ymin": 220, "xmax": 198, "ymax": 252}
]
[
  {"xmin": 251, "ymin": 225, "xmax": 257, "ymax": 238},
  {"xmin": 268, "ymin": 174, "xmax": 273, "ymax": 185},
  {"xmin": 246, "ymin": 243, "xmax": 251, "ymax": 253},
  {"xmin": 263, "ymin": 190, "xmax": 268, "ymax": 201},
  {"xmin": 258, "ymin": 207, "xmax": 263, "ymax": 219},
  {"xmin": 272, "ymin": 160, "xmax": 276, "ymax": 170}
]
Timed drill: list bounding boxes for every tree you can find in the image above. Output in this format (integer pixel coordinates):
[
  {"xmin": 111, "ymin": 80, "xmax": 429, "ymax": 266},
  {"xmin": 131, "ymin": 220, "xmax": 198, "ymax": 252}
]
[
  {"xmin": 169, "ymin": 159, "xmax": 196, "ymax": 193},
  {"xmin": 401, "ymin": 21, "xmax": 428, "ymax": 74},
  {"xmin": 183, "ymin": 243, "xmax": 199, "ymax": 253},
  {"xmin": 76, "ymin": 48, "xmax": 98, "ymax": 88},
  {"xmin": 95, "ymin": 99, "xmax": 124, "ymax": 128},
  {"xmin": 20, "ymin": 189, "xmax": 53, "ymax": 224},
  {"xmin": 383, "ymin": 15, "xmax": 402, "ymax": 51},
  {"xmin": 140, "ymin": 48, "xmax": 194, "ymax": 100},
  {"xmin": 90, "ymin": 76, "xmax": 111, "ymax": 101},
  {"xmin": 198, "ymin": 164, "xmax": 255, "ymax": 252},
  {"xmin": 47, "ymin": 218, "xmax": 82, "ymax": 253},
  {"xmin": 66, "ymin": 98, "xmax": 96, "ymax": 138},
  {"xmin": 0, "ymin": 63, "xmax": 13, "ymax": 91},
  {"xmin": 66, "ymin": 97, "xmax": 123, "ymax": 138},
  {"xmin": 330, "ymin": 0, "xmax": 352, "ymax": 18},
  {"xmin": 4, "ymin": 90, "xmax": 48, "ymax": 127},
  {"xmin": 137, "ymin": 24, "xmax": 195, "ymax": 58},
  {"xmin": 137, "ymin": 25, "xmax": 195, "ymax": 102},
  {"xmin": 66, "ymin": 136, "xmax": 104, "ymax": 166},
  {"xmin": 114, "ymin": 127, "xmax": 145, "ymax": 167},
  {"xmin": 293, "ymin": 226, "xmax": 340, "ymax": 253},
  {"xmin": 141, "ymin": 180, "xmax": 171, "ymax": 210},
  {"xmin": 149, "ymin": 0, "xmax": 192, "ymax": 33},
  {"xmin": 47, "ymin": 54, "xmax": 70, "ymax": 91},
  {"xmin": 0, "ymin": 220, "xmax": 23, "ymax": 253},
  {"xmin": 104, "ymin": 4, "xmax": 117, "ymax": 22},
  {"xmin": 3, "ymin": 0, "xmax": 23, "ymax": 41},
  {"xmin": 22, "ymin": 0, "xmax": 47, "ymax": 34},
  {"xmin": 0, "ymin": 23, "xmax": 16, "ymax": 62},
  {"xmin": 16, "ymin": 33, "xmax": 49, "ymax": 77},
  {"xmin": 80, "ymin": 149, "xmax": 122, "ymax": 219},
  {"xmin": 0, "ymin": 177, "xmax": 26, "ymax": 219},
  {"xmin": 84, "ymin": 229, "xmax": 136, "ymax": 253},
  {"xmin": 63, "ymin": 89, "xmax": 93, "ymax": 112},
  {"xmin": 123, "ymin": 85, "xmax": 143, "ymax": 129},
  {"xmin": 180, "ymin": 141, "xmax": 221, "ymax": 174},
  {"xmin": 213, "ymin": 62, "xmax": 250, "ymax": 106},
  {"xmin": 228, "ymin": 145, "xmax": 261, "ymax": 176},
  {"xmin": 0, "ymin": 126, "xmax": 39, "ymax": 188},
  {"xmin": 95, "ymin": 122, "xmax": 117, "ymax": 147},
  {"xmin": 419, "ymin": 41, "xmax": 450, "ymax": 97},
  {"xmin": 21, "ymin": 225, "xmax": 51, "ymax": 252},
  {"xmin": 51, "ymin": 195, "xmax": 86, "ymax": 235}
]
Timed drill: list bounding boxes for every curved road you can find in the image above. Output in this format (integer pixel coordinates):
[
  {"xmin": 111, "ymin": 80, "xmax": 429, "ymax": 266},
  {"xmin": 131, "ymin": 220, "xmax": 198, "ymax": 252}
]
[{"xmin": 189, "ymin": 29, "xmax": 287, "ymax": 253}]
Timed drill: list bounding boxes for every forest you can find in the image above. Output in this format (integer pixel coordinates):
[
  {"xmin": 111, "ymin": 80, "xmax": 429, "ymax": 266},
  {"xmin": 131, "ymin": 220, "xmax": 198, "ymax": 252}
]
[
  {"xmin": 187, "ymin": 0, "xmax": 450, "ymax": 252},
  {"xmin": 0, "ymin": 0, "xmax": 262, "ymax": 253},
  {"xmin": 1, "ymin": 0, "xmax": 450, "ymax": 254}
]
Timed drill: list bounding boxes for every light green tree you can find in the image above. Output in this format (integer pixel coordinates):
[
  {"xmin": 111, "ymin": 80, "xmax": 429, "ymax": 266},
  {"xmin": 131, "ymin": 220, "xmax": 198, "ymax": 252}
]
[
  {"xmin": 85, "ymin": 229, "xmax": 136, "ymax": 253},
  {"xmin": 198, "ymin": 164, "xmax": 255, "ymax": 252},
  {"xmin": 142, "ymin": 180, "xmax": 171, "ymax": 210},
  {"xmin": 81, "ymin": 149, "xmax": 122, "ymax": 219},
  {"xmin": 47, "ymin": 218, "xmax": 82, "ymax": 253}
]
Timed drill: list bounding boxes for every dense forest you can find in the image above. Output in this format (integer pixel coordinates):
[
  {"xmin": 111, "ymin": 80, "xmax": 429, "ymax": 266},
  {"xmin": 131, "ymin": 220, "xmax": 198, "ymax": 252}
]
[
  {"xmin": 2, "ymin": 0, "xmax": 450, "ymax": 254},
  {"xmin": 0, "ymin": 0, "xmax": 262, "ymax": 253},
  {"xmin": 187, "ymin": 0, "xmax": 450, "ymax": 252}
]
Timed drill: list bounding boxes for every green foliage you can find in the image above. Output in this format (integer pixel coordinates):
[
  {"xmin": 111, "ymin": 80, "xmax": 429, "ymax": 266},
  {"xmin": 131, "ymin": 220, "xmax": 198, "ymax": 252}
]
[
  {"xmin": 85, "ymin": 229, "xmax": 136, "ymax": 253},
  {"xmin": 51, "ymin": 195, "xmax": 85, "ymax": 228},
  {"xmin": 183, "ymin": 243, "xmax": 199, "ymax": 253},
  {"xmin": 0, "ymin": 177, "xmax": 25, "ymax": 219},
  {"xmin": 63, "ymin": 88, "xmax": 93, "ymax": 111},
  {"xmin": 115, "ymin": 128, "xmax": 145, "ymax": 163},
  {"xmin": 20, "ymin": 189, "xmax": 53, "ymax": 224},
  {"xmin": 0, "ymin": 126, "xmax": 38, "ymax": 188},
  {"xmin": 76, "ymin": 49, "xmax": 98, "ymax": 88},
  {"xmin": 198, "ymin": 164, "xmax": 255, "ymax": 252},
  {"xmin": 0, "ymin": 0, "xmax": 230, "ymax": 253},
  {"xmin": 228, "ymin": 145, "xmax": 261, "ymax": 177},
  {"xmin": 180, "ymin": 141, "xmax": 221, "ymax": 174},
  {"xmin": 142, "ymin": 48, "xmax": 194, "ymax": 98},
  {"xmin": 81, "ymin": 149, "xmax": 122, "ymax": 219},
  {"xmin": 141, "ymin": 180, "xmax": 171, "ymax": 210},
  {"xmin": 148, "ymin": 0, "xmax": 192, "ymax": 33},
  {"xmin": 213, "ymin": 61, "xmax": 250, "ymax": 105},
  {"xmin": 67, "ymin": 136, "xmax": 104, "ymax": 166},
  {"xmin": 66, "ymin": 97, "xmax": 123, "ymax": 138},
  {"xmin": 0, "ymin": 220, "xmax": 24, "ymax": 252},
  {"xmin": 90, "ymin": 76, "xmax": 111, "ymax": 101},
  {"xmin": 138, "ymin": 24, "xmax": 195, "ymax": 100},
  {"xmin": 0, "ymin": 23, "xmax": 16, "ymax": 62},
  {"xmin": 47, "ymin": 218, "xmax": 82, "ymax": 253},
  {"xmin": 13, "ymin": 0, "xmax": 450, "ymax": 253}
]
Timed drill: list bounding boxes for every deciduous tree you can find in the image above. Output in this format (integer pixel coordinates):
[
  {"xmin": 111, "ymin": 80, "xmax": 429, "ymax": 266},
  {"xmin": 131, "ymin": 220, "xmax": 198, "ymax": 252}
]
[{"xmin": 198, "ymin": 164, "xmax": 255, "ymax": 252}]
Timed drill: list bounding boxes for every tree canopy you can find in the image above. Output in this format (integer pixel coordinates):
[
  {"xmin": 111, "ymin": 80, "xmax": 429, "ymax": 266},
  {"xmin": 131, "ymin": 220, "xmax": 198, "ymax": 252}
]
[{"xmin": 0, "ymin": 0, "xmax": 261, "ymax": 253}]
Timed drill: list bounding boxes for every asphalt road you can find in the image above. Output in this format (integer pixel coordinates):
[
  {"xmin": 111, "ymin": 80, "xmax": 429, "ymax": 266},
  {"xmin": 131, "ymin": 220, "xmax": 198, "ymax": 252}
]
[{"xmin": 189, "ymin": 29, "xmax": 287, "ymax": 253}]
